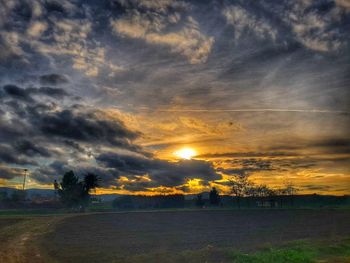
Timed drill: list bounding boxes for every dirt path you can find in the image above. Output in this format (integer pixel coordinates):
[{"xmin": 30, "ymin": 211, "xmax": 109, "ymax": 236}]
[{"xmin": 0, "ymin": 216, "xmax": 66, "ymax": 263}]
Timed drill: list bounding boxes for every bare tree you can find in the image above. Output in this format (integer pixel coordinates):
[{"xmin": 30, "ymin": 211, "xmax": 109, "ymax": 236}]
[
  {"xmin": 283, "ymin": 181, "xmax": 298, "ymax": 207},
  {"xmin": 228, "ymin": 174, "xmax": 252, "ymax": 209},
  {"xmin": 253, "ymin": 184, "xmax": 275, "ymax": 208}
]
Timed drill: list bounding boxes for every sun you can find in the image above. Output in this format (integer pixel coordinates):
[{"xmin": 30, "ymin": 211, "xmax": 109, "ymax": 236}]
[{"xmin": 174, "ymin": 147, "xmax": 197, "ymax": 160}]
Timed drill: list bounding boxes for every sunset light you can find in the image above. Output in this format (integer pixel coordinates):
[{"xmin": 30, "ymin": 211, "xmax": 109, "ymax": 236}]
[
  {"xmin": 1, "ymin": 1, "xmax": 350, "ymax": 262},
  {"xmin": 174, "ymin": 148, "xmax": 197, "ymax": 160}
]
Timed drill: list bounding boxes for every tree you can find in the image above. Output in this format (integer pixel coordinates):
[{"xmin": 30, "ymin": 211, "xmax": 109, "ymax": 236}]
[
  {"xmin": 209, "ymin": 187, "xmax": 220, "ymax": 206},
  {"xmin": 82, "ymin": 173, "xmax": 100, "ymax": 205},
  {"xmin": 56, "ymin": 171, "xmax": 99, "ymax": 210},
  {"xmin": 245, "ymin": 183, "xmax": 259, "ymax": 207},
  {"xmin": 195, "ymin": 193, "xmax": 205, "ymax": 207},
  {"xmin": 283, "ymin": 181, "xmax": 298, "ymax": 207},
  {"xmin": 84, "ymin": 173, "xmax": 100, "ymax": 192},
  {"xmin": 228, "ymin": 174, "xmax": 251, "ymax": 209}
]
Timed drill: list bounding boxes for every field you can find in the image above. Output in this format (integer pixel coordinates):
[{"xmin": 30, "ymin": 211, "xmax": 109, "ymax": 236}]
[{"xmin": 1, "ymin": 209, "xmax": 350, "ymax": 262}]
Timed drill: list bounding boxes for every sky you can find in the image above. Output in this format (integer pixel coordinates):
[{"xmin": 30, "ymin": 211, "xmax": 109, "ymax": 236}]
[{"xmin": 0, "ymin": 0, "xmax": 349, "ymax": 195}]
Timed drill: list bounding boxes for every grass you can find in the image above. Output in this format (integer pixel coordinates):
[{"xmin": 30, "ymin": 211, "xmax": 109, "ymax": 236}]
[
  {"xmin": 98, "ymin": 239, "xmax": 350, "ymax": 263},
  {"xmin": 1, "ymin": 209, "xmax": 350, "ymax": 262},
  {"xmin": 228, "ymin": 239, "xmax": 350, "ymax": 263},
  {"xmin": 121, "ymin": 239, "xmax": 350, "ymax": 263},
  {"xmin": 0, "ymin": 208, "xmax": 69, "ymax": 217}
]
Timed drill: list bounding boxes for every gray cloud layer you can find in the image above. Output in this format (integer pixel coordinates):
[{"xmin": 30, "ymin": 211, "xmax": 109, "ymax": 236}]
[{"xmin": 0, "ymin": 0, "xmax": 349, "ymax": 193}]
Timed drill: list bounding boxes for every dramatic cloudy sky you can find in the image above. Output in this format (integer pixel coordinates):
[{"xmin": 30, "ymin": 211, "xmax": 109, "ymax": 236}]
[{"xmin": 0, "ymin": 0, "xmax": 349, "ymax": 195}]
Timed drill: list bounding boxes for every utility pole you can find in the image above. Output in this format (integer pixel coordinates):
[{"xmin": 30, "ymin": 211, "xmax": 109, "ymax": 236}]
[{"xmin": 22, "ymin": 169, "xmax": 28, "ymax": 191}]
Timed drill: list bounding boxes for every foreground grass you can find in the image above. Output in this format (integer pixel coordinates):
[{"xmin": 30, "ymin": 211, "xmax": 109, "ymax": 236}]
[
  {"xmin": 228, "ymin": 239, "xmax": 350, "ymax": 263},
  {"xmin": 118, "ymin": 239, "xmax": 350, "ymax": 263}
]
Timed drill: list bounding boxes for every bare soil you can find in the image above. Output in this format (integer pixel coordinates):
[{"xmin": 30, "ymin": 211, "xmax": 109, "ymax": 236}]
[{"xmin": 39, "ymin": 209, "xmax": 350, "ymax": 262}]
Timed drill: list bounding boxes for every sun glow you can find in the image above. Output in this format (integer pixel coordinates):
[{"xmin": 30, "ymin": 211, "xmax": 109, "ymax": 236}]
[{"xmin": 174, "ymin": 147, "xmax": 197, "ymax": 160}]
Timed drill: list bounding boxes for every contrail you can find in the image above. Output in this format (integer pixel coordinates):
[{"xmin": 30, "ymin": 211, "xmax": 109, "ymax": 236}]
[
  {"xmin": 155, "ymin": 108, "xmax": 349, "ymax": 114},
  {"xmin": 112, "ymin": 106, "xmax": 349, "ymax": 114}
]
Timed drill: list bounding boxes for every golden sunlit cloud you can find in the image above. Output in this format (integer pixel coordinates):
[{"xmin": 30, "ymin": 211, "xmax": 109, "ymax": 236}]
[{"xmin": 174, "ymin": 147, "xmax": 197, "ymax": 160}]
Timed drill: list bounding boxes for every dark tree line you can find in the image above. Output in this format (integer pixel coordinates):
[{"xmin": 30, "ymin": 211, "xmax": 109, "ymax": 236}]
[
  {"xmin": 112, "ymin": 194, "xmax": 185, "ymax": 209},
  {"xmin": 195, "ymin": 187, "xmax": 221, "ymax": 208},
  {"xmin": 0, "ymin": 190, "xmax": 26, "ymax": 203},
  {"xmin": 227, "ymin": 174, "xmax": 298, "ymax": 208}
]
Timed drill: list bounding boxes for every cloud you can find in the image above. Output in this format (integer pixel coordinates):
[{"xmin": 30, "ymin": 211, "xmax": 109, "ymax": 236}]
[
  {"xmin": 0, "ymin": 1, "xmax": 122, "ymax": 77},
  {"xmin": 12, "ymin": 139, "xmax": 51, "ymax": 158},
  {"xmin": 2, "ymin": 85, "xmax": 34, "ymax": 102},
  {"xmin": 197, "ymin": 152, "xmax": 299, "ymax": 159},
  {"xmin": 0, "ymin": 145, "xmax": 37, "ymax": 165},
  {"xmin": 39, "ymin": 73, "xmax": 69, "ymax": 85},
  {"xmin": 0, "ymin": 166, "xmax": 25, "ymax": 180},
  {"xmin": 0, "ymin": 83, "xmax": 144, "ymax": 185},
  {"xmin": 335, "ymin": 0, "xmax": 350, "ymax": 11},
  {"xmin": 0, "ymin": 0, "xmax": 349, "ymax": 194},
  {"xmin": 34, "ymin": 109, "xmax": 140, "ymax": 149},
  {"xmin": 223, "ymin": 5, "xmax": 277, "ymax": 41},
  {"xmin": 223, "ymin": 1, "xmax": 347, "ymax": 52},
  {"xmin": 280, "ymin": 0, "xmax": 346, "ymax": 52},
  {"xmin": 1, "ymin": 84, "xmax": 69, "ymax": 102},
  {"xmin": 96, "ymin": 152, "xmax": 221, "ymax": 190},
  {"xmin": 0, "ymin": 31, "xmax": 24, "ymax": 62},
  {"xmin": 27, "ymin": 21, "xmax": 48, "ymax": 38},
  {"xmin": 111, "ymin": 1, "xmax": 214, "ymax": 64},
  {"xmin": 30, "ymin": 87, "xmax": 69, "ymax": 98}
]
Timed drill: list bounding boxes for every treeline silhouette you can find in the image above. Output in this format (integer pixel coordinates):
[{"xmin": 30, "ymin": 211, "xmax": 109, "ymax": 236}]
[
  {"xmin": 112, "ymin": 194, "xmax": 185, "ymax": 209},
  {"xmin": 0, "ymin": 171, "xmax": 349, "ymax": 210}
]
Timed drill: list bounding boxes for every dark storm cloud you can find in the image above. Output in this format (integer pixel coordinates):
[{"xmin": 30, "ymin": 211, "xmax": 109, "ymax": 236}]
[
  {"xmin": 0, "ymin": 113, "xmax": 26, "ymax": 141},
  {"xmin": 39, "ymin": 74, "xmax": 69, "ymax": 85},
  {"xmin": 12, "ymin": 139, "xmax": 51, "ymax": 158},
  {"xmin": 0, "ymin": 85, "xmax": 143, "ymax": 184},
  {"xmin": 1, "ymin": 84, "xmax": 69, "ymax": 102},
  {"xmin": 0, "ymin": 84, "xmax": 139, "ymax": 150},
  {"xmin": 28, "ymin": 87, "xmax": 69, "ymax": 98},
  {"xmin": 2, "ymin": 85, "xmax": 34, "ymax": 102},
  {"xmin": 0, "ymin": 166, "xmax": 24, "ymax": 180},
  {"xmin": 62, "ymin": 140, "xmax": 86, "ymax": 153},
  {"xmin": 96, "ymin": 152, "xmax": 221, "ymax": 189},
  {"xmin": 0, "ymin": 144, "xmax": 37, "ymax": 165},
  {"xmin": 32, "ymin": 160, "xmax": 118, "ymax": 185},
  {"xmin": 35, "ymin": 109, "xmax": 140, "ymax": 149},
  {"xmin": 31, "ymin": 161, "xmax": 69, "ymax": 183},
  {"xmin": 216, "ymin": 158, "xmax": 274, "ymax": 177}
]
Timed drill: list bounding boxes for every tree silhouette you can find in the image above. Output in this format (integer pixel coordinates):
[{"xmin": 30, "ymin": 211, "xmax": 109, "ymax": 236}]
[
  {"xmin": 84, "ymin": 173, "xmax": 100, "ymax": 192},
  {"xmin": 209, "ymin": 187, "xmax": 220, "ymax": 206},
  {"xmin": 228, "ymin": 174, "xmax": 251, "ymax": 209},
  {"xmin": 283, "ymin": 181, "xmax": 298, "ymax": 207},
  {"xmin": 56, "ymin": 171, "xmax": 99, "ymax": 210},
  {"xmin": 195, "ymin": 193, "xmax": 205, "ymax": 207}
]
